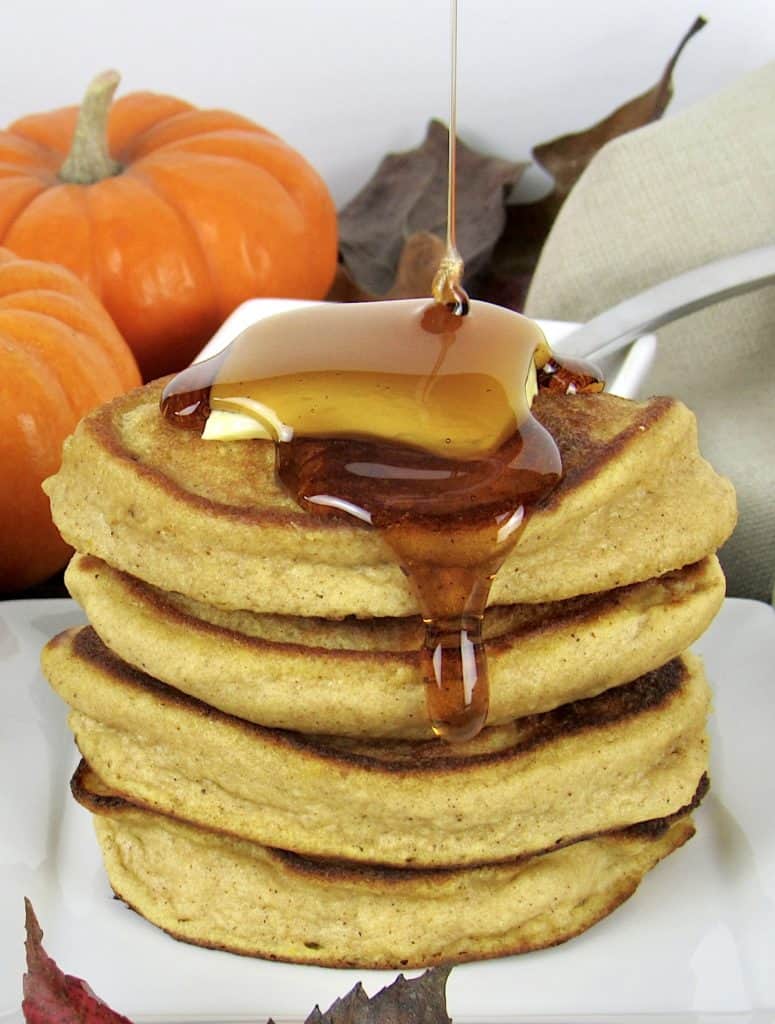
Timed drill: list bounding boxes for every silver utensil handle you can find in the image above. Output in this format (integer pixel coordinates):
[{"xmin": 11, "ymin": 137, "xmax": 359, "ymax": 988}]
[{"xmin": 557, "ymin": 244, "xmax": 775, "ymax": 361}]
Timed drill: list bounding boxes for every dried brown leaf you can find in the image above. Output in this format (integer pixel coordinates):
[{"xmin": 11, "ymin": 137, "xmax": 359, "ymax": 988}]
[
  {"xmin": 327, "ymin": 232, "xmax": 447, "ymax": 303},
  {"xmin": 300, "ymin": 967, "xmax": 453, "ymax": 1024},
  {"xmin": 338, "ymin": 119, "xmax": 527, "ymax": 296},
  {"xmin": 476, "ymin": 16, "xmax": 707, "ymax": 307},
  {"xmin": 533, "ymin": 15, "xmax": 707, "ymax": 201},
  {"xmin": 386, "ymin": 232, "xmax": 447, "ymax": 299},
  {"xmin": 325, "ymin": 261, "xmax": 374, "ymax": 303}
]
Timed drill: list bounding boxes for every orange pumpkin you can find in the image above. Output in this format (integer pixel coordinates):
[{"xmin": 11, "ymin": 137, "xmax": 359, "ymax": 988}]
[
  {"xmin": 0, "ymin": 246, "xmax": 141, "ymax": 592},
  {"xmin": 0, "ymin": 72, "xmax": 338, "ymax": 381}
]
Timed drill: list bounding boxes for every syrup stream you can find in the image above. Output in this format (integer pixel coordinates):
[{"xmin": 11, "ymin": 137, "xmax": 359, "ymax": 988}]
[{"xmin": 431, "ymin": 0, "xmax": 468, "ymax": 316}]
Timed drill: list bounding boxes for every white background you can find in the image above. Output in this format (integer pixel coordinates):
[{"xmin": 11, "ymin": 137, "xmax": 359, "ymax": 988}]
[{"xmin": 2, "ymin": 0, "xmax": 773, "ymax": 205}]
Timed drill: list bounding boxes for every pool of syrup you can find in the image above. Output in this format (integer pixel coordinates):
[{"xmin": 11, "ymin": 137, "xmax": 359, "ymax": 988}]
[{"xmin": 162, "ymin": 299, "xmax": 602, "ymax": 742}]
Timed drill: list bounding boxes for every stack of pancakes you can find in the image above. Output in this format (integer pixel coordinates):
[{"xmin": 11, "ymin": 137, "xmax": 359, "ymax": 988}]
[{"xmin": 42, "ymin": 380, "xmax": 736, "ymax": 968}]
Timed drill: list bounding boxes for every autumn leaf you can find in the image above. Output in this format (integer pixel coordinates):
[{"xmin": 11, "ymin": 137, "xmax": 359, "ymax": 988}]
[
  {"xmin": 532, "ymin": 15, "xmax": 707, "ymax": 204},
  {"xmin": 477, "ymin": 16, "xmax": 707, "ymax": 309},
  {"xmin": 22, "ymin": 900, "xmax": 455, "ymax": 1024},
  {"xmin": 331, "ymin": 20, "xmax": 706, "ymax": 313},
  {"xmin": 22, "ymin": 899, "xmax": 133, "ymax": 1024},
  {"xmin": 335, "ymin": 119, "xmax": 527, "ymax": 297},
  {"xmin": 328, "ymin": 231, "xmax": 447, "ymax": 303},
  {"xmin": 296, "ymin": 967, "xmax": 453, "ymax": 1024}
]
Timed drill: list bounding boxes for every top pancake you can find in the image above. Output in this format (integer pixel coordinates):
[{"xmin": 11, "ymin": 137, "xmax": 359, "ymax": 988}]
[{"xmin": 44, "ymin": 380, "xmax": 736, "ymax": 618}]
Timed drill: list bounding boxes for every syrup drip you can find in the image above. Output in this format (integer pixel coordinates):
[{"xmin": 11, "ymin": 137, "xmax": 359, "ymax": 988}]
[
  {"xmin": 160, "ymin": 0, "xmax": 603, "ymax": 743},
  {"xmin": 537, "ymin": 355, "xmax": 604, "ymax": 396}
]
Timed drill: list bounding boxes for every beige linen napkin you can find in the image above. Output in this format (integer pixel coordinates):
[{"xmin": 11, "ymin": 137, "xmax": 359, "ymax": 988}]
[{"xmin": 525, "ymin": 63, "xmax": 775, "ymax": 602}]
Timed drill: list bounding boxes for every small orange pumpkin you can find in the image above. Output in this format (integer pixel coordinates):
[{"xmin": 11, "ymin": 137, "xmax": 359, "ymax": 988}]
[
  {"xmin": 0, "ymin": 72, "xmax": 338, "ymax": 380},
  {"xmin": 0, "ymin": 247, "xmax": 141, "ymax": 592}
]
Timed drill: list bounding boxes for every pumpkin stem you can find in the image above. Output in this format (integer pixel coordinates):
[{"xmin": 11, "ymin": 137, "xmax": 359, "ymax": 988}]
[{"xmin": 59, "ymin": 70, "xmax": 123, "ymax": 184}]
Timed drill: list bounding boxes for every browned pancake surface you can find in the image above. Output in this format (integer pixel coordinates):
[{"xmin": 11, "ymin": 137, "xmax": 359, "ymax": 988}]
[{"xmin": 45, "ymin": 382, "xmax": 736, "ymax": 617}]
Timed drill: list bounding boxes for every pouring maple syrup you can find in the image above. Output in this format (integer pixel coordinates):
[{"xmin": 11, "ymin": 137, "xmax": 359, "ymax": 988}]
[{"xmin": 161, "ymin": 1, "xmax": 603, "ymax": 743}]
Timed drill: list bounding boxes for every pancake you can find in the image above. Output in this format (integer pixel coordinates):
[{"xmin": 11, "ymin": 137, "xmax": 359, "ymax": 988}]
[
  {"xmin": 72, "ymin": 760, "xmax": 699, "ymax": 969},
  {"xmin": 43, "ymin": 381, "xmax": 736, "ymax": 619},
  {"xmin": 41, "ymin": 351, "xmax": 733, "ymax": 967},
  {"xmin": 42, "ymin": 626, "xmax": 710, "ymax": 869},
  {"xmin": 66, "ymin": 552, "xmax": 725, "ymax": 738}
]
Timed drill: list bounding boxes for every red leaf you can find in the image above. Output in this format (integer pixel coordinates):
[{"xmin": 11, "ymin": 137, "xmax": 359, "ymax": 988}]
[{"xmin": 22, "ymin": 899, "xmax": 133, "ymax": 1024}]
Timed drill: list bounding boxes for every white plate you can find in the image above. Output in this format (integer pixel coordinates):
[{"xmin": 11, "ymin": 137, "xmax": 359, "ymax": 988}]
[
  {"xmin": 193, "ymin": 298, "xmax": 657, "ymax": 400},
  {"xmin": 1, "ymin": 598, "xmax": 774, "ymax": 1024}
]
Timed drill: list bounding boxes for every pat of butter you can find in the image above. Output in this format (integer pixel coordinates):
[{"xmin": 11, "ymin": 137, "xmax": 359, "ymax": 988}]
[{"xmin": 202, "ymin": 410, "xmax": 274, "ymax": 442}]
